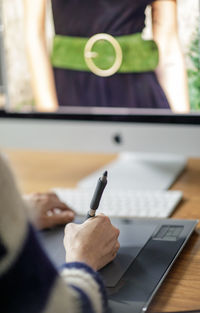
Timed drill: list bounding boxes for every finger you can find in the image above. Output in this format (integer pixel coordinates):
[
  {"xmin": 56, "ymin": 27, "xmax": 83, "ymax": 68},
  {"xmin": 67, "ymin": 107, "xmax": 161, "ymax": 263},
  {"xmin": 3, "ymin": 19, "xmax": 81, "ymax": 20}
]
[
  {"xmin": 111, "ymin": 251, "xmax": 118, "ymax": 259},
  {"xmin": 50, "ymin": 208, "xmax": 73, "ymax": 218},
  {"xmin": 108, "ymin": 232, "xmax": 120, "ymax": 249},
  {"xmin": 113, "ymin": 226, "xmax": 120, "ymax": 239},
  {"xmin": 110, "ymin": 242, "xmax": 120, "ymax": 259},
  {"xmin": 97, "ymin": 213, "xmax": 105, "ymax": 216},
  {"xmin": 84, "ymin": 214, "xmax": 111, "ymax": 229},
  {"xmin": 104, "ymin": 227, "xmax": 120, "ymax": 248},
  {"xmin": 47, "ymin": 207, "xmax": 75, "ymax": 220},
  {"xmin": 44, "ymin": 197, "xmax": 75, "ymax": 214},
  {"xmin": 96, "ymin": 214, "xmax": 111, "ymax": 224},
  {"xmin": 64, "ymin": 222, "xmax": 75, "ymax": 231},
  {"xmin": 83, "ymin": 217, "xmax": 95, "ymax": 225},
  {"xmin": 104, "ymin": 248, "xmax": 119, "ymax": 267},
  {"xmin": 46, "ymin": 210, "xmax": 75, "ymax": 227},
  {"xmin": 115, "ymin": 241, "xmax": 120, "ymax": 252}
]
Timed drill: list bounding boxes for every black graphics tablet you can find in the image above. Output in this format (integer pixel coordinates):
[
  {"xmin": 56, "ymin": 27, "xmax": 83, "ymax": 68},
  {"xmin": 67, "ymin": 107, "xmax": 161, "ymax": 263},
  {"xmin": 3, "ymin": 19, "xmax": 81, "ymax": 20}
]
[{"xmin": 38, "ymin": 217, "xmax": 197, "ymax": 313}]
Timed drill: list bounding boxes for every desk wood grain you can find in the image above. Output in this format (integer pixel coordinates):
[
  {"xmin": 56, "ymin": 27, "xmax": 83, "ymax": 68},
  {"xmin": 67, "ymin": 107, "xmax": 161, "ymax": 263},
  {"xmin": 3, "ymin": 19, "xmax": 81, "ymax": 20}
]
[{"xmin": 3, "ymin": 149, "xmax": 200, "ymax": 312}]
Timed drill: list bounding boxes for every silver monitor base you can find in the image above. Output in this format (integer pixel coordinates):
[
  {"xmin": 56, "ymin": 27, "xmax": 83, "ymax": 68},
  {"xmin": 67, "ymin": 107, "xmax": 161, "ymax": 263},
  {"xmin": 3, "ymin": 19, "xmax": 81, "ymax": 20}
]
[{"xmin": 78, "ymin": 152, "xmax": 187, "ymax": 190}]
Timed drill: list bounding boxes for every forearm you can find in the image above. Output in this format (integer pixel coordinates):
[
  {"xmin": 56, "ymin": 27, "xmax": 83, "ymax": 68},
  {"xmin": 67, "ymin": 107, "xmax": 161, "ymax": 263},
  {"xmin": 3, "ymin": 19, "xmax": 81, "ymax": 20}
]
[
  {"xmin": 155, "ymin": 41, "xmax": 190, "ymax": 113},
  {"xmin": 25, "ymin": 35, "xmax": 59, "ymax": 112},
  {"xmin": 60, "ymin": 262, "xmax": 107, "ymax": 313},
  {"xmin": 0, "ymin": 154, "xmax": 107, "ymax": 313},
  {"xmin": 1, "ymin": 224, "xmax": 106, "ymax": 313},
  {"xmin": 151, "ymin": 0, "xmax": 190, "ymax": 113}
]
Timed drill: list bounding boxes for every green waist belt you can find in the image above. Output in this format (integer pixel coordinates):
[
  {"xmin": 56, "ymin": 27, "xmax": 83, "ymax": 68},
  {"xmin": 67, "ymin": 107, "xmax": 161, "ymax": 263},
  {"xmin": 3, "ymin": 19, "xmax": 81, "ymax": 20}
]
[{"xmin": 51, "ymin": 32, "xmax": 159, "ymax": 77}]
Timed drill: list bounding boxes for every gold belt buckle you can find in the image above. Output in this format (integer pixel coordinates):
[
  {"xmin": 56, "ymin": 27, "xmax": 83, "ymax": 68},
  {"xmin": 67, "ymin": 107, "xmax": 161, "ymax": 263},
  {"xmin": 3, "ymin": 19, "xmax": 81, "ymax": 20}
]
[{"xmin": 84, "ymin": 33, "xmax": 122, "ymax": 77}]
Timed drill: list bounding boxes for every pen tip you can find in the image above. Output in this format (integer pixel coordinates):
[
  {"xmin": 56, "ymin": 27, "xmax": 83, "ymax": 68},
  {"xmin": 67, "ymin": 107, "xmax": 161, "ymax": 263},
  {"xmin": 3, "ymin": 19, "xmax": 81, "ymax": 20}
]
[{"xmin": 103, "ymin": 171, "xmax": 108, "ymax": 177}]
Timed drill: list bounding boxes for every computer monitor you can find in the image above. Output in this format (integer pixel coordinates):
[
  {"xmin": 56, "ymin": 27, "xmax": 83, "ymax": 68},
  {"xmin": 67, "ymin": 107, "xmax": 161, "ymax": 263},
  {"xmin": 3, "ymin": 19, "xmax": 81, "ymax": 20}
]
[
  {"xmin": 0, "ymin": 0, "xmax": 200, "ymax": 158},
  {"xmin": 0, "ymin": 5, "xmax": 6, "ymax": 111}
]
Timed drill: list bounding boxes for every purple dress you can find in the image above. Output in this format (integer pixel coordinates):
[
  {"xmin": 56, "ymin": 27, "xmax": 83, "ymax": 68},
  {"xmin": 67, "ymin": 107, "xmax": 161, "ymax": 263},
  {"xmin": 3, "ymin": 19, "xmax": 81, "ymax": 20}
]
[{"xmin": 51, "ymin": 0, "xmax": 170, "ymax": 109}]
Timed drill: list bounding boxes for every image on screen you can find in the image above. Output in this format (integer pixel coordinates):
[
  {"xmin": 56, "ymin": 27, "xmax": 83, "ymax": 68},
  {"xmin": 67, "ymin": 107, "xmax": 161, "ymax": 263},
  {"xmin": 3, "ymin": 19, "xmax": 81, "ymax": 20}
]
[{"xmin": 0, "ymin": 0, "xmax": 199, "ymax": 117}]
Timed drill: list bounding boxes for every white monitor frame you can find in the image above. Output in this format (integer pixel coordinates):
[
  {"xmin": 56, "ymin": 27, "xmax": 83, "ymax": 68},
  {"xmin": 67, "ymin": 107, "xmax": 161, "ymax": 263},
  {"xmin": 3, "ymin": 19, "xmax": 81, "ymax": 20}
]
[{"xmin": 1, "ymin": 114, "xmax": 200, "ymax": 157}]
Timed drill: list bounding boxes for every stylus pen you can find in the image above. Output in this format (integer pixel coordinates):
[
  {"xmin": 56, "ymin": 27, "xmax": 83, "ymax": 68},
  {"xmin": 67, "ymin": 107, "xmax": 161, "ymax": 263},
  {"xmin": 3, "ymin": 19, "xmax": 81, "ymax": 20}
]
[{"xmin": 86, "ymin": 171, "xmax": 108, "ymax": 219}]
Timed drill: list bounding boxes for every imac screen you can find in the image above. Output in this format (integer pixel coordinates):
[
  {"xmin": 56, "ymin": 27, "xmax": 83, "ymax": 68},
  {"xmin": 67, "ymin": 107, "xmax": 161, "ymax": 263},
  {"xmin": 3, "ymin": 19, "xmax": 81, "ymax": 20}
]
[{"xmin": 0, "ymin": 0, "xmax": 199, "ymax": 123}]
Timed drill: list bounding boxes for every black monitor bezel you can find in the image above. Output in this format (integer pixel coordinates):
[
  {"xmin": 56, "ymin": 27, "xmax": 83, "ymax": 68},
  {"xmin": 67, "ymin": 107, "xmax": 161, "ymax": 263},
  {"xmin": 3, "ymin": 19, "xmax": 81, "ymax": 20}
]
[{"xmin": 0, "ymin": 109, "xmax": 200, "ymax": 125}]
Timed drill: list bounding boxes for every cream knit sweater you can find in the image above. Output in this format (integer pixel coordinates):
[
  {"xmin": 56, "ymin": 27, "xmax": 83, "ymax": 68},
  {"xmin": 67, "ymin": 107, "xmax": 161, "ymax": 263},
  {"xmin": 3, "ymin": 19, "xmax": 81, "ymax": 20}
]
[{"xmin": 0, "ymin": 153, "xmax": 107, "ymax": 313}]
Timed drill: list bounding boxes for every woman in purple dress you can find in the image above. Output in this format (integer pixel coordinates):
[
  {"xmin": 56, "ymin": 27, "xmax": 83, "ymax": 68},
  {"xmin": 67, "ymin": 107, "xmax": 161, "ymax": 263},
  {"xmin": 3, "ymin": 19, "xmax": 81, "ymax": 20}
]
[{"xmin": 23, "ymin": 0, "xmax": 189, "ymax": 112}]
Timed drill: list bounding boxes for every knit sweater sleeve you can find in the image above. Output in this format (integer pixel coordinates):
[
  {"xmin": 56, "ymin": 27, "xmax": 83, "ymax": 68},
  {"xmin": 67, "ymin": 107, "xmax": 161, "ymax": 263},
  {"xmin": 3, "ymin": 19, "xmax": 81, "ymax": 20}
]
[{"xmin": 0, "ymin": 153, "xmax": 107, "ymax": 313}]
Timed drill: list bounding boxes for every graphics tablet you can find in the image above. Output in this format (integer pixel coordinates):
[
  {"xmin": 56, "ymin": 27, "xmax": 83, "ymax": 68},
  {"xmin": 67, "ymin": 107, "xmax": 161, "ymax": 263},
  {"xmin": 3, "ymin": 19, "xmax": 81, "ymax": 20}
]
[{"xmin": 38, "ymin": 217, "xmax": 197, "ymax": 313}]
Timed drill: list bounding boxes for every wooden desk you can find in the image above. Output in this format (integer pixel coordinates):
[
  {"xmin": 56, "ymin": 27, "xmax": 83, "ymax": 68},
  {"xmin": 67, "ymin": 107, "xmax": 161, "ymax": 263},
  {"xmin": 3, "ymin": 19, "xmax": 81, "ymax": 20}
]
[{"xmin": 3, "ymin": 149, "xmax": 200, "ymax": 313}]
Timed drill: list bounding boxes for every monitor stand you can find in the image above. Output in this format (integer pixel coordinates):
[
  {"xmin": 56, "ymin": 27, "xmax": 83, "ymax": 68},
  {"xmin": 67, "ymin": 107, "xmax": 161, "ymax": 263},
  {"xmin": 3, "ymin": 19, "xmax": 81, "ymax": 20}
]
[{"xmin": 78, "ymin": 152, "xmax": 187, "ymax": 190}]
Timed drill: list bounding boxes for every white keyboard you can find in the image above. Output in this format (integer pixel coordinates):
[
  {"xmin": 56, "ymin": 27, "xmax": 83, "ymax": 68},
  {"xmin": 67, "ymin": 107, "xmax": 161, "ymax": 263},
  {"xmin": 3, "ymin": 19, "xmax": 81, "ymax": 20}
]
[{"xmin": 53, "ymin": 188, "xmax": 182, "ymax": 218}]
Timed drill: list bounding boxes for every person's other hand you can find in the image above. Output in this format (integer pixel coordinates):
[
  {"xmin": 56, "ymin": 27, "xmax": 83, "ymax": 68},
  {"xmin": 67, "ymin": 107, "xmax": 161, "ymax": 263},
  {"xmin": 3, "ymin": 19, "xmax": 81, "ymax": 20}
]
[
  {"xmin": 24, "ymin": 192, "xmax": 75, "ymax": 230},
  {"xmin": 64, "ymin": 214, "xmax": 120, "ymax": 271}
]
